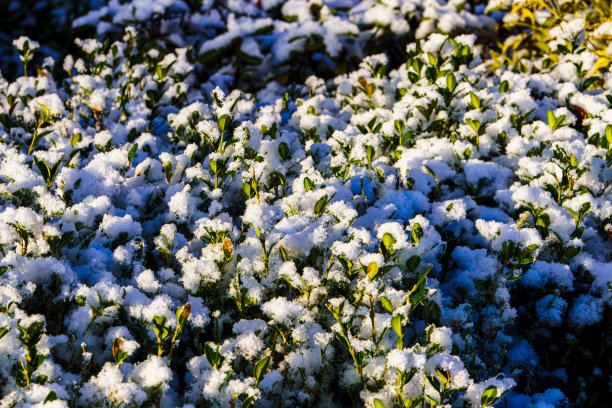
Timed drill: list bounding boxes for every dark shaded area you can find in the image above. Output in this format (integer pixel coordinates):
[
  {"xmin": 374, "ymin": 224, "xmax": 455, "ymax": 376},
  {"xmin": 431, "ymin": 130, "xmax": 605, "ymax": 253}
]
[{"xmin": 0, "ymin": 0, "xmax": 98, "ymax": 79}]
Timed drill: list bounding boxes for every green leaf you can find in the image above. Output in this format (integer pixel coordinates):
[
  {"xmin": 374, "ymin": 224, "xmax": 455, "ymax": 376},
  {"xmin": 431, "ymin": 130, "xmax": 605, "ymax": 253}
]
[
  {"xmin": 499, "ymin": 80, "xmax": 509, "ymax": 93},
  {"xmin": 254, "ymin": 355, "xmax": 271, "ymax": 386},
  {"xmin": 469, "ymin": 92, "xmax": 480, "ymax": 109},
  {"xmin": 366, "ymin": 145, "xmax": 375, "ymax": 165},
  {"xmin": 77, "ymin": 295, "xmax": 86, "ymax": 306},
  {"xmin": 605, "ymin": 125, "xmax": 612, "ymax": 145},
  {"xmin": 579, "ymin": 201, "xmax": 591, "ymax": 216},
  {"xmin": 209, "ymin": 158, "xmax": 219, "ymax": 174},
  {"xmin": 411, "ymin": 223, "xmax": 423, "ymax": 244},
  {"xmin": 436, "ymin": 368, "xmax": 449, "ymax": 387},
  {"xmin": 405, "ymin": 396, "xmax": 423, "ymax": 408},
  {"xmin": 0, "ymin": 326, "xmax": 10, "ymax": 340},
  {"xmin": 210, "ymin": 89, "xmax": 223, "ymax": 106},
  {"xmin": 557, "ymin": 44, "xmax": 570, "ymax": 55},
  {"xmin": 423, "ymin": 165, "xmax": 436, "ymax": 180},
  {"xmin": 367, "ymin": 117, "xmax": 377, "ymax": 131},
  {"xmin": 563, "ymin": 206, "xmax": 579, "ymax": 224},
  {"xmin": 163, "ymin": 161, "xmax": 173, "ymax": 183},
  {"xmin": 37, "ymin": 103, "xmax": 50, "ymax": 118},
  {"xmin": 303, "ymin": 177, "xmax": 315, "ymax": 192},
  {"xmin": 238, "ymin": 50, "xmax": 263, "ymax": 65},
  {"xmin": 425, "ymin": 395, "xmax": 438, "ymax": 407},
  {"xmin": 465, "ymin": 118, "xmax": 480, "ymax": 133},
  {"xmin": 34, "ymin": 157, "xmax": 51, "ymax": 184},
  {"xmin": 204, "ymin": 344, "xmax": 216, "ymax": 367},
  {"xmin": 44, "ymin": 390, "xmax": 57, "ymax": 404},
  {"xmin": 570, "ymin": 153, "xmax": 578, "ymax": 167},
  {"xmin": 410, "ymin": 282, "xmax": 427, "ymax": 304},
  {"xmin": 367, "ymin": 262, "xmax": 379, "ymax": 280},
  {"xmin": 382, "ymin": 233, "xmax": 395, "ymax": 252},
  {"xmin": 395, "ymin": 121, "xmax": 406, "ymax": 138},
  {"xmin": 373, "ymin": 398, "xmax": 385, "ymax": 408},
  {"xmin": 254, "ymin": 24, "xmax": 274, "ymax": 35},
  {"xmin": 49, "ymin": 155, "xmax": 64, "ymax": 186},
  {"xmin": 536, "ymin": 213, "xmax": 550, "ymax": 229},
  {"xmin": 204, "ymin": 343, "xmax": 223, "ymax": 368},
  {"xmin": 334, "ymin": 331, "xmax": 350, "ymax": 350},
  {"xmin": 278, "ymin": 142, "xmax": 290, "ymax": 161},
  {"xmin": 243, "ymin": 182, "xmax": 254, "ymax": 198},
  {"xmin": 337, "ymin": 255, "xmax": 352, "ymax": 272},
  {"xmin": 564, "ymin": 246, "xmax": 581, "ymax": 258},
  {"xmin": 146, "ymin": 89, "xmax": 159, "ymax": 102},
  {"xmin": 391, "ymin": 315, "xmax": 402, "ymax": 337},
  {"xmin": 314, "ymin": 195, "xmax": 329, "ymax": 215},
  {"xmin": 481, "ymin": 385, "xmax": 498, "ymax": 407},
  {"xmin": 582, "ymin": 76, "xmax": 600, "ymax": 90},
  {"xmin": 356, "ymin": 124, "xmax": 368, "ymax": 134},
  {"xmin": 425, "ymin": 67, "xmax": 438, "ymax": 84},
  {"xmin": 34, "ymin": 374, "xmax": 48, "ymax": 385},
  {"xmin": 242, "ymin": 396, "xmax": 256, "ymax": 408},
  {"xmin": 556, "ymin": 115, "xmax": 566, "ymax": 129},
  {"xmin": 71, "ymin": 132, "xmax": 82, "ymax": 147},
  {"xmin": 380, "ymin": 296, "xmax": 393, "ymax": 313},
  {"xmin": 547, "ymin": 110, "xmax": 556, "ymax": 129},
  {"xmin": 218, "ymin": 114, "xmax": 232, "ymax": 134},
  {"xmin": 15, "ymin": 369, "xmax": 27, "ymax": 388},
  {"xmin": 406, "ymin": 255, "xmax": 421, "ymax": 271},
  {"xmin": 446, "ymin": 73, "xmax": 456, "ymax": 93},
  {"xmin": 128, "ymin": 144, "xmax": 138, "ymax": 168},
  {"xmin": 427, "ymin": 53, "xmax": 437, "ymax": 66},
  {"xmin": 153, "ymin": 315, "xmax": 167, "ymax": 328}
]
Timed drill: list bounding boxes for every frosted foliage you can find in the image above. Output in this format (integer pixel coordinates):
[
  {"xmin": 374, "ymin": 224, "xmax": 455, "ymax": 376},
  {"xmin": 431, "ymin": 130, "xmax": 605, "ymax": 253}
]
[{"xmin": 0, "ymin": 2, "xmax": 609, "ymax": 407}]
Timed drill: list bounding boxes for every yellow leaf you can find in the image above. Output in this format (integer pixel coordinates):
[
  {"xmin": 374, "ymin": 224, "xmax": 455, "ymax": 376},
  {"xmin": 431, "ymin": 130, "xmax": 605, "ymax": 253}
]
[{"xmin": 593, "ymin": 57, "xmax": 611, "ymax": 74}]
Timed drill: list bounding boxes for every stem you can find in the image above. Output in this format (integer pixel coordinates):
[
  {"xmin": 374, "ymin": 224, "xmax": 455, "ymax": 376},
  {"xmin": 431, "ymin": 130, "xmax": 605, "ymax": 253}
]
[
  {"xmin": 322, "ymin": 253, "xmax": 334, "ymax": 283},
  {"xmin": 368, "ymin": 295, "xmax": 377, "ymax": 346},
  {"xmin": 168, "ymin": 328, "xmax": 181, "ymax": 361},
  {"xmin": 28, "ymin": 118, "xmax": 44, "ymax": 155},
  {"xmin": 157, "ymin": 337, "xmax": 164, "ymax": 356},
  {"xmin": 218, "ymin": 130, "xmax": 225, "ymax": 153},
  {"xmin": 341, "ymin": 326, "xmax": 365, "ymax": 386},
  {"xmin": 20, "ymin": 358, "xmax": 30, "ymax": 388}
]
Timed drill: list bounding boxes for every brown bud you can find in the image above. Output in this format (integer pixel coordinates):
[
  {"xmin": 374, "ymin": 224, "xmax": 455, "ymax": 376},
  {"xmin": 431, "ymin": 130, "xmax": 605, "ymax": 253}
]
[
  {"xmin": 112, "ymin": 337, "xmax": 122, "ymax": 360},
  {"xmin": 180, "ymin": 302, "xmax": 191, "ymax": 320},
  {"xmin": 358, "ymin": 76, "xmax": 368, "ymax": 90},
  {"xmin": 222, "ymin": 237, "xmax": 233, "ymax": 253}
]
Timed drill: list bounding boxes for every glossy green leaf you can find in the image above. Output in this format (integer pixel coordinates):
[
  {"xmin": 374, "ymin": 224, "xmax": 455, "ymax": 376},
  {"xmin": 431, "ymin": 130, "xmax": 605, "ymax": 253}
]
[{"xmin": 254, "ymin": 355, "xmax": 271, "ymax": 386}]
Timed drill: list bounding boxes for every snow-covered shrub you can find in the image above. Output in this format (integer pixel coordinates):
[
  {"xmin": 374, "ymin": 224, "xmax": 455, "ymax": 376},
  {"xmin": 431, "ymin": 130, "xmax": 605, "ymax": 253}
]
[
  {"xmin": 67, "ymin": 0, "xmax": 495, "ymax": 90},
  {"xmin": 0, "ymin": 2, "xmax": 610, "ymax": 408},
  {"xmin": 488, "ymin": 0, "xmax": 612, "ymax": 75}
]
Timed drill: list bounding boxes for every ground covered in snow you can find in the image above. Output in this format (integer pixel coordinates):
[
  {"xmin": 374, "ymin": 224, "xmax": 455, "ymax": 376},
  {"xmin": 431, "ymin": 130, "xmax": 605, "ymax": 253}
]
[{"xmin": 0, "ymin": 1, "xmax": 611, "ymax": 407}]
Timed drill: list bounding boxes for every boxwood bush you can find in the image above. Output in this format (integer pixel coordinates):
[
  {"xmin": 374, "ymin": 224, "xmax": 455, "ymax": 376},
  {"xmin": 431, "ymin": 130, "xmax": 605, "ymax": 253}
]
[{"xmin": 0, "ymin": 1, "xmax": 610, "ymax": 407}]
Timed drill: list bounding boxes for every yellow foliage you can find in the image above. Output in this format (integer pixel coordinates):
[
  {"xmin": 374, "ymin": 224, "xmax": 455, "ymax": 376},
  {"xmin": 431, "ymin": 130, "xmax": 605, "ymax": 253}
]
[{"xmin": 490, "ymin": 0, "xmax": 612, "ymax": 77}]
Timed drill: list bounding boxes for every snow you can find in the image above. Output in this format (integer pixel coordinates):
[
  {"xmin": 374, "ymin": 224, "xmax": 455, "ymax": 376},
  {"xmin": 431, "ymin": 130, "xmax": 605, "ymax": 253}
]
[
  {"xmin": 0, "ymin": 1, "xmax": 610, "ymax": 407},
  {"xmin": 132, "ymin": 355, "xmax": 172, "ymax": 388}
]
